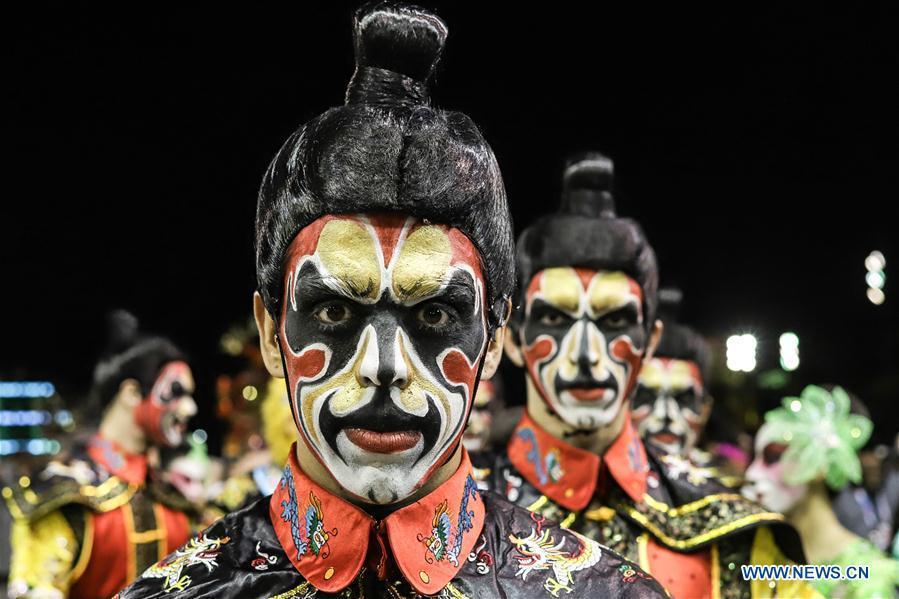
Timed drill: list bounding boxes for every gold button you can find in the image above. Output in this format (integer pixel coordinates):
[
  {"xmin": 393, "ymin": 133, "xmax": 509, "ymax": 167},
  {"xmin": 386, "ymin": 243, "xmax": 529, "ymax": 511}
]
[
  {"xmin": 419, "ymin": 570, "xmax": 430, "ymax": 584},
  {"xmin": 564, "ymin": 488, "xmax": 574, "ymax": 498},
  {"xmin": 324, "ymin": 567, "xmax": 335, "ymax": 580}
]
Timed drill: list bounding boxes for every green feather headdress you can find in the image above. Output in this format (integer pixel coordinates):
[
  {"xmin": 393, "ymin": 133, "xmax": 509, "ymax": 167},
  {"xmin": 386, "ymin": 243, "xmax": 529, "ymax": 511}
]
[{"xmin": 762, "ymin": 385, "xmax": 872, "ymax": 490}]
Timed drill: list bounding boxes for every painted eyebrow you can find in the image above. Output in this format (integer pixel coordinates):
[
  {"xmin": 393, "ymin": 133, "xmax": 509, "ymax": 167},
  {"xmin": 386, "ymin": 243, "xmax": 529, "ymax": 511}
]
[{"xmin": 297, "ymin": 273, "xmax": 377, "ymax": 302}]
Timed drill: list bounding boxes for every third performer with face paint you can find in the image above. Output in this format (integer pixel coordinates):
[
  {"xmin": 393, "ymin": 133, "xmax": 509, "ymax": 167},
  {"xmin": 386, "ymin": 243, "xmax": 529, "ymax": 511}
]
[{"xmin": 479, "ymin": 153, "xmax": 821, "ymax": 598}]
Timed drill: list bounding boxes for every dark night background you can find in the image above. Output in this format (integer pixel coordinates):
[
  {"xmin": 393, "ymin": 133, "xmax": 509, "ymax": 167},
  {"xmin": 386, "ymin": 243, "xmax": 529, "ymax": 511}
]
[{"xmin": 4, "ymin": 3, "xmax": 898, "ymax": 445}]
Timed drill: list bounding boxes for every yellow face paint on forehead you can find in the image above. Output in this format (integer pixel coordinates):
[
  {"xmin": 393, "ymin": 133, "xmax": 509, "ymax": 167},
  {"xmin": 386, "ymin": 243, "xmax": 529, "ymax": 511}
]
[
  {"xmin": 392, "ymin": 225, "xmax": 453, "ymax": 303},
  {"xmin": 588, "ymin": 271, "xmax": 640, "ymax": 318},
  {"xmin": 316, "ymin": 219, "xmax": 381, "ymax": 300},
  {"xmin": 638, "ymin": 358, "xmax": 702, "ymax": 392},
  {"xmin": 538, "ymin": 267, "xmax": 582, "ymax": 314}
]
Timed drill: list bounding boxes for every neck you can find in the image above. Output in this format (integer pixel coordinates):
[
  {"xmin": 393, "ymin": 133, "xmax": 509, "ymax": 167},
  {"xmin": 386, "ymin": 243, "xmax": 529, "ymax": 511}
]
[
  {"xmin": 525, "ymin": 377, "xmax": 628, "ymax": 455},
  {"xmin": 98, "ymin": 400, "xmax": 147, "ymax": 455},
  {"xmin": 294, "ymin": 440, "xmax": 463, "ymax": 519},
  {"xmin": 788, "ymin": 482, "xmax": 859, "ymax": 563}
]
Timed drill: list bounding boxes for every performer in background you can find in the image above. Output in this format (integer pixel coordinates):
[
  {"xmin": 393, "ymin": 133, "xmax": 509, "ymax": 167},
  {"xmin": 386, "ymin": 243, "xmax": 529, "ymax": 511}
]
[
  {"xmin": 483, "ymin": 152, "xmax": 817, "ymax": 598},
  {"xmin": 743, "ymin": 385, "xmax": 899, "ymax": 597},
  {"xmin": 631, "ymin": 288, "xmax": 713, "ymax": 458},
  {"xmin": 4, "ymin": 311, "xmax": 198, "ymax": 598},
  {"xmin": 118, "ymin": 4, "xmax": 666, "ymax": 598}
]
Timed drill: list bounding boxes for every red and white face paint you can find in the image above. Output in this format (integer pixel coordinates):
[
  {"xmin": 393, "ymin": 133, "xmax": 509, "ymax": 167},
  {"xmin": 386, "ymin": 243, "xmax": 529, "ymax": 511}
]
[
  {"xmin": 135, "ymin": 361, "xmax": 197, "ymax": 448},
  {"xmin": 632, "ymin": 357, "xmax": 707, "ymax": 454},
  {"xmin": 279, "ymin": 214, "xmax": 488, "ymax": 504},
  {"xmin": 520, "ymin": 267, "xmax": 646, "ymax": 430},
  {"xmin": 742, "ymin": 423, "xmax": 809, "ymax": 514}
]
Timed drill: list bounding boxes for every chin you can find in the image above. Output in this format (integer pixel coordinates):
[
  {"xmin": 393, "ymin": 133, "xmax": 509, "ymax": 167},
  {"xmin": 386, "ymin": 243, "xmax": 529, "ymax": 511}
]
[
  {"xmin": 328, "ymin": 433, "xmax": 431, "ymax": 504},
  {"xmin": 553, "ymin": 397, "xmax": 623, "ymax": 431}
]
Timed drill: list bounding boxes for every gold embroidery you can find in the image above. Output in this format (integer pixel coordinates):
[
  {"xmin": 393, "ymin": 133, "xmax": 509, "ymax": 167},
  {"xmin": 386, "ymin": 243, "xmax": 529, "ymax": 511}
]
[
  {"xmin": 527, "ymin": 495, "xmax": 549, "ymax": 512},
  {"xmin": 267, "ymin": 581, "xmax": 314, "ymax": 599},
  {"xmin": 619, "ymin": 505, "xmax": 785, "ymax": 549}
]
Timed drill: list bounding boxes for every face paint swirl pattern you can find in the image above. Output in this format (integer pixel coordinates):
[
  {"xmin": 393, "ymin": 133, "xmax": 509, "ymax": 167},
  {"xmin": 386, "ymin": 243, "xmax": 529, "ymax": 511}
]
[
  {"xmin": 632, "ymin": 358, "xmax": 706, "ymax": 454},
  {"xmin": 520, "ymin": 267, "xmax": 645, "ymax": 430},
  {"xmin": 280, "ymin": 214, "xmax": 487, "ymax": 504}
]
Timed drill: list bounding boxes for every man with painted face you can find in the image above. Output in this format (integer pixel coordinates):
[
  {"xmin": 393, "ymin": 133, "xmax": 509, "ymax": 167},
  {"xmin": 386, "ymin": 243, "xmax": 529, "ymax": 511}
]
[
  {"xmin": 118, "ymin": 4, "xmax": 666, "ymax": 598},
  {"xmin": 4, "ymin": 311, "xmax": 198, "ymax": 598},
  {"xmin": 483, "ymin": 153, "xmax": 816, "ymax": 598},
  {"xmin": 631, "ymin": 289, "xmax": 712, "ymax": 457}
]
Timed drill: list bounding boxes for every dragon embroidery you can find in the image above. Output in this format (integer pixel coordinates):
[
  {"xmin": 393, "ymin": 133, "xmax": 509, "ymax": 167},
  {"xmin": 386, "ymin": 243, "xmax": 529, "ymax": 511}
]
[
  {"xmin": 508, "ymin": 514, "xmax": 601, "ymax": 597},
  {"xmin": 517, "ymin": 428, "xmax": 564, "ymax": 485},
  {"xmin": 278, "ymin": 466, "xmax": 338, "ymax": 561},
  {"xmin": 141, "ymin": 533, "xmax": 231, "ymax": 592},
  {"xmin": 418, "ymin": 475, "xmax": 480, "ymax": 567}
]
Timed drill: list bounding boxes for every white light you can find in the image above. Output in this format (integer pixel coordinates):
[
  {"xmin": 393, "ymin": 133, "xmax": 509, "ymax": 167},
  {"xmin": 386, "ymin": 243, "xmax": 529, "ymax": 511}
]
[
  {"xmin": 726, "ymin": 333, "xmax": 758, "ymax": 372},
  {"xmin": 779, "ymin": 332, "xmax": 800, "ymax": 371},
  {"xmin": 192, "ymin": 429, "xmax": 208, "ymax": 444},
  {"xmin": 866, "ymin": 271, "xmax": 885, "ymax": 289},
  {"xmin": 865, "ymin": 251, "xmax": 886, "ymax": 272},
  {"xmin": 867, "ymin": 287, "xmax": 885, "ymax": 305},
  {"xmin": 0, "ymin": 381, "xmax": 56, "ymax": 399},
  {"xmin": 781, "ymin": 354, "xmax": 800, "ymax": 371},
  {"xmin": 790, "ymin": 400, "xmax": 802, "ymax": 412}
]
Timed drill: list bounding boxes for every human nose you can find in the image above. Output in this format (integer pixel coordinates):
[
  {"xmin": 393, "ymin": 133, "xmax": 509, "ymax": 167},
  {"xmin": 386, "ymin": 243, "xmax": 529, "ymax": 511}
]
[{"xmin": 357, "ymin": 324, "xmax": 409, "ymax": 388}]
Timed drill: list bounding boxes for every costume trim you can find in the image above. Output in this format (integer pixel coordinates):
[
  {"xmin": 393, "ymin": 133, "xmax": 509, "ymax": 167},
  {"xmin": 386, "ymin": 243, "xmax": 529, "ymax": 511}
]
[
  {"xmin": 617, "ymin": 503, "xmax": 785, "ymax": 550},
  {"xmin": 710, "ymin": 542, "xmax": 721, "ymax": 599},
  {"xmin": 637, "ymin": 533, "xmax": 651, "ymax": 572},
  {"xmin": 69, "ymin": 510, "xmax": 94, "ymax": 585}
]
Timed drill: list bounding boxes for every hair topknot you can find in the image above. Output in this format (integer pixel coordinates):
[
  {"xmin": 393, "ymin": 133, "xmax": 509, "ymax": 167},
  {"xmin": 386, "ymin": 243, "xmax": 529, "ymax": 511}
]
[
  {"xmin": 561, "ymin": 152, "xmax": 616, "ymax": 218},
  {"xmin": 514, "ymin": 152, "xmax": 658, "ymax": 329},
  {"xmin": 255, "ymin": 2, "xmax": 514, "ymax": 330},
  {"xmin": 91, "ymin": 310, "xmax": 185, "ymax": 410},
  {"xmin": 654, "ymin": 289, "xmax": 711, "ymax": 383},
  {"xmin": 346, "ymin": 2, "xmax": 447, "ymax": 109}
]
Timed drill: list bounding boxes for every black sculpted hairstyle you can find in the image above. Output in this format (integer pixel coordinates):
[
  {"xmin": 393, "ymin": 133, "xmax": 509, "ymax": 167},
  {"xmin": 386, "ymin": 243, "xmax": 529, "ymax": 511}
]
[
  {"xmin": 514, "ymin": 151, "xmax": 659, "ymax": 330},
  {"xmin": 255, "ymin": 2, "xmax": 514, "ymax": 331},
  {"xmin": 654, "ymin": 288, "xmax": 711, "ymax": 384},
  {"xmin": 92, "ymin": 310, "xmax": 185, "ymax": 408}
]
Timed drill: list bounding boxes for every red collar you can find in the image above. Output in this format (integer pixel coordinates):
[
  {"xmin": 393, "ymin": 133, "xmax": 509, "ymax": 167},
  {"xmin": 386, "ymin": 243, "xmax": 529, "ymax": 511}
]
[
  {"xmin": 507, "ymin": 410, "xmax": 648, "ymax": 510},
  {"xmin": 87, "ymin": 435, "xmax": 147, "ymax": 485},
  {"xmin": 270, "ymin": 443, "xmax": 485, "ymax": 595}
]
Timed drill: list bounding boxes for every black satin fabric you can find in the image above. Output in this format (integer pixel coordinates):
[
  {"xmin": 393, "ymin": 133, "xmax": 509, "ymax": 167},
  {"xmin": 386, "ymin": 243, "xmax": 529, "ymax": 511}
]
[{"xmin": 117, "ymin": 492, "xmax": 666, "ymax": 598}]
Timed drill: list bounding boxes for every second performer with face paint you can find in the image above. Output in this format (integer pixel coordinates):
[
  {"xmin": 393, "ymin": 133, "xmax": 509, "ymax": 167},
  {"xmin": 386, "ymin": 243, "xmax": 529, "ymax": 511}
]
[{"xmin": 478, "ymin": 152, "xmax": 818, "ymax": 599}]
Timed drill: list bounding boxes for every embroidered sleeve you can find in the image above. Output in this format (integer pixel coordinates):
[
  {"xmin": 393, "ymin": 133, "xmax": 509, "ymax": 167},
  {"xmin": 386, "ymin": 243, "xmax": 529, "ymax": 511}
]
[
  {"xmin": 120, "ymin": 518, "xmax": 234, "ymax": 597},
  {"xmin": 7, "ymin": 509, "xmax": 82, "ymax": 598}
]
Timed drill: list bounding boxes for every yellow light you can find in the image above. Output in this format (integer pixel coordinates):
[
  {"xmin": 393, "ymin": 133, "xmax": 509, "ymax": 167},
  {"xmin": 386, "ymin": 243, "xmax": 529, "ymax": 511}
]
[
  {"xmin": 242, "ymin": 385, "xmax": 258, "ymax": 401},
  {"xmin": 18, "ymin": 476, "xmax": 30, "ymax": 488}
]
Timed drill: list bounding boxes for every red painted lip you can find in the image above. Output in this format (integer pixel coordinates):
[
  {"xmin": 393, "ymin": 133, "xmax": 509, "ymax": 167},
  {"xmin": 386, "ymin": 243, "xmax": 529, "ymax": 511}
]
[
  {"xmin": 652, "ymin": 432, "xmax": 680, "ymax": 445},
  {"xmin": 344, "ymin": 428, "xmax": 421, "ymax": 453},
  {"xmin": 566, "ymin": 387, "xmax": 609, "ymax": 402}
]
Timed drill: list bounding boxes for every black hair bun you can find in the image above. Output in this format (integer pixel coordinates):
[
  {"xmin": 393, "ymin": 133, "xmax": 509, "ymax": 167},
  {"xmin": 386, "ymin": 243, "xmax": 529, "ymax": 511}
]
[
  {"xmin": 346, "ymin": 2, "xmax": 448, "ymax": 107},
  {"xmin": 561, "ymin": 151, "xmax": 616, "ymax": 218},
  {"xmin": 657, "ymin": 287, "xmax": 684, "ymax": 321},
  {"xmin": 104, "ymin": 309, "xmax": 140, "ymax": 354}
]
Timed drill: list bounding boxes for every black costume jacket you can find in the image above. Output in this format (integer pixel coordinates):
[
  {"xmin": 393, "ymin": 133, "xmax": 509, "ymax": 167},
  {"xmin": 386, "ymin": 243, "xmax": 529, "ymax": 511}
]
[
  {"xmin": 117, "ymin": 445, "xmax": 667, "ymax": 598},
  {"xmin": 474, "ymin": 411, "xmax": 820, "ymax": 599}
]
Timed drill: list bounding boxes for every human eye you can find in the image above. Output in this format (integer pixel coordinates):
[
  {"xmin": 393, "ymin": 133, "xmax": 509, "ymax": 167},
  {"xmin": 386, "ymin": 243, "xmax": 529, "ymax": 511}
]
[
  {"xmin": 416, "ymin": 302, "xmax": 452, "ymax": 330},
  {"xmin": 313, "ymin": 302, "xmax": 353, "ymax": 326}
]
